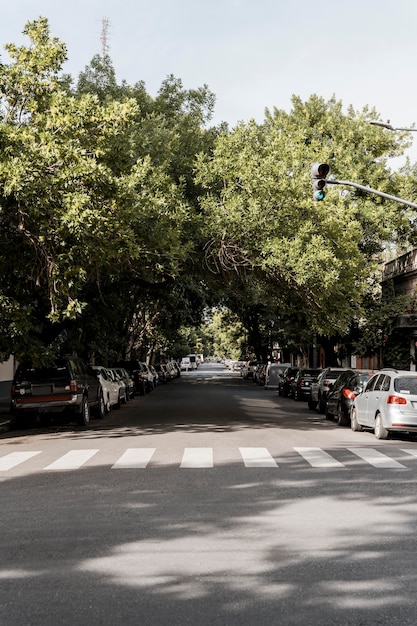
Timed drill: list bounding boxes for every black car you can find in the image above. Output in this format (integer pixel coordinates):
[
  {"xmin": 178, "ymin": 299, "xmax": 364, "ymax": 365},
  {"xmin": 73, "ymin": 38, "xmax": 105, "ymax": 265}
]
[
  {"xmin": 115, "ymin": 360, "xmax": 148, "ymax": 395},
  {"xmin": 10, "ymin": 355, "xmax": 105, "ymax": 427},
  {"xmin": 291, "ymin": 368, "xmax": 322, "ymax": 401},
  {"xmin": 278, "ymin": 367, "xmax": 299, "ymax": 397},
  {"xmin": 325, "ymin": 369, "xmax": 377, "ymax": 425}
]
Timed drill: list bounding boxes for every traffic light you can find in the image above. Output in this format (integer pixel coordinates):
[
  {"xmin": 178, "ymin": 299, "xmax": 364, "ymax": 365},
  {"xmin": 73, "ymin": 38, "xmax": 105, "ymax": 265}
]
[{"xmin": 311, "ymin": 162, "xmax": 330, "ymax": 201}]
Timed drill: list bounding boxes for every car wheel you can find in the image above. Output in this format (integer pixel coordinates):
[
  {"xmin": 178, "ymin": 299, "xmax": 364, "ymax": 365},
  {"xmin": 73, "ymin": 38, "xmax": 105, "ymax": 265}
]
[
  {"xmin": 115, "ymin": 391, "xmax": 121, "ymax": 410},
  {"xmin": 77, "ymin": 395, "xmax": 90, "ymax": 426},
  {"xmin": 374, "ymin": 413, "xmax": 389, "ymax": 440},
  {"xmin": 308, "ymin": 399, "xmax": 317, "ymax": 410},
  {"xmin": 350, "ymin": 408, "xmax": 362, "ymax": 432},
  {"xmin": 337, "ymin": 403, "xmax": 349, "ymax": 427},
  {"xmin": 318, "ymin": 394, "xmax": 326, "ymax": 414},
  {"xmin": 95, "ymin": 391, "xmax": 106, "ymax": 419}
]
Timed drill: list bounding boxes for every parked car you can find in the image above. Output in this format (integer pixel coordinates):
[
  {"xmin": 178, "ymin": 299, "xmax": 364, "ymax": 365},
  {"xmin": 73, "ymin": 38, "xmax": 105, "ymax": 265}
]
[
  {"xmin": 351, "ymin": 369, "xmax": 417, "ymax": 439},
  {"xmin": 291, "ymin": 368, "xmax": 322, "ymax": 401},
  {"xmin": 254, "ymin": 363, "xmax": 267, "ymax": 385},
  {"xmin": 115, "ymin": 360, "xmax": 148, "ymax": 395},
  {"xmin": 10, "ymin": 356, "xmax": 105, "ymax": 427},
  {"xmin": 107, "ymin": 368, "xmax": 128, "ymax": 403},
  {"xmin": 264, "ymin": 363, "xmax": 291, "ymax": 390},
  {"xmin": 180, "ymin": 357, "xmax": 191, "ymax": 371},
  {"xmin": 112, "ymin": 367, "xmax": 135, "ymax": 399},
  {"xmin": 325, "ymin": 369, "xmax": 377, "ymax": 425},
  {"xmin": 241, "ymin": 360, "xmax": 260, "ymax": 380},
  {"xmin": 154, "ymin": 364, "xmax": 168, "ymax": 384},
  {"xmin": 278, "ymin": 367, "xmax": 299, "ymax": 397},
  {"xmin": 309, "ymin": 367, "xmax": 349, "ymax": 412},
  {"xmin": 92, "ymin": 366, "xmax": 123, "ymax": 412}
]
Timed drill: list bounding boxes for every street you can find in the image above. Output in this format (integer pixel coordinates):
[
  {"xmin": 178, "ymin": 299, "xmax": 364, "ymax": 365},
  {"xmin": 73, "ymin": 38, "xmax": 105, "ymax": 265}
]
[{"xmin": 1, "ymin": 362, "xmax": 417, "ymax": 625}]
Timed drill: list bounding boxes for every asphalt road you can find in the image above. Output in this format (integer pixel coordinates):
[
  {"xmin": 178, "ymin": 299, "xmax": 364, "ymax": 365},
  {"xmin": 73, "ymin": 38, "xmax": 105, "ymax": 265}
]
[{"xmin": 1, "ymin": 362, "xmax": 417, "ymax": 625}]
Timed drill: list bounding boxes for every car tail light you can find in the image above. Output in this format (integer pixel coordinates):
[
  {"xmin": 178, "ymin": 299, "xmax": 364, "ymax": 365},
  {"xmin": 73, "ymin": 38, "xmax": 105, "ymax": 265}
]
[
  {"xmin": 386, "ymin": 395, "xmax": 407, "ymax": 405},
  {"xmin": 69, "ymin": 380, "xmax": 78, "ymax": 394},
  {"xmin": 342, "ymin": 388, "xmax": 356, "ymax": 400}
]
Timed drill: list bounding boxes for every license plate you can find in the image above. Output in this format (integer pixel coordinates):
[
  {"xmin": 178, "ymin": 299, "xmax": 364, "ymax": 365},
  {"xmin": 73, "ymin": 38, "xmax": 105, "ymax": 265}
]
[{"xmin": 32, "ymin": 385, "xmax": 53, "ymax": 396}]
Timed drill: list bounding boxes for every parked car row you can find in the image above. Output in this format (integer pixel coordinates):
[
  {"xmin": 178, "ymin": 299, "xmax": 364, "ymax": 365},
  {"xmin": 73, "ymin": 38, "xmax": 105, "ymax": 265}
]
[
  {"xmin": 245, "ymin": 361, "xmax": 417, "ymax": 441},
  {"xmin": 10, "ymin": 355, "xmax": 180, "ymax": 429}
]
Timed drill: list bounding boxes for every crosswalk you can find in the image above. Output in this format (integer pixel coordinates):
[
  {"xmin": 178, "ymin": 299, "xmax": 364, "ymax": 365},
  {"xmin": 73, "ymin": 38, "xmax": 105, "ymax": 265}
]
[{"xmin": 1, "ymin": 446, "xmax": 417, "ymax": 473}]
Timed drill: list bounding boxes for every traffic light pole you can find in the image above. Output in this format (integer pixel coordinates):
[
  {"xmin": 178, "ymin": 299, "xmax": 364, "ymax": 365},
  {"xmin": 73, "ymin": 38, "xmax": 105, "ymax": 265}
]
[{"xmin": 326, "ymin": 179, "xmax": 417, "ymax": 210}]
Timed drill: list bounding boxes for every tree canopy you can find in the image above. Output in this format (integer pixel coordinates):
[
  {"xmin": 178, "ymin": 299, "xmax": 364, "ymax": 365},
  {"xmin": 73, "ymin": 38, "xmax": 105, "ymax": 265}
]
[{"xmin": 1, "ymin": 18, "xmax": 416, "ymax": 365}]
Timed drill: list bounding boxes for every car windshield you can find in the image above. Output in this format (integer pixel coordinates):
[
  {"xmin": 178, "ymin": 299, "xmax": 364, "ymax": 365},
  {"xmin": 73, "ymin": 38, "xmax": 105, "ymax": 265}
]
[{"xmin": 394, "ymin": 377, "xmax": 417, "ymax": 395}]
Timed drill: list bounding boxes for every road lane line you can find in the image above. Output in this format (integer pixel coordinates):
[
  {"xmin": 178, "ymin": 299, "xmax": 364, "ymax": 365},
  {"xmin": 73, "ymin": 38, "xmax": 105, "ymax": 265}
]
[
  {"xmin": 239, "ymin": 447, "xmax": 278, "ymax": 467},
  {"xmin": 112, "ymin": 448, "xmax": 156, "ymax": 468},
  {"xmin": 44, "ymin": 449, "xmax": 99, "ymax": 471},
  {"xmin": 180, "ymin": 448, "xmax": 213, "ymax": 468},
  {"xmin": 294, "ymin": 447, "xmax": 345, "ymax": 468},
  {"xmin": 348, "ymin": 448, "xmax": 406, "ymax": 469},
  {"xmin": 0, "ymin": 451, "xmax": 41, "ymax": 471}
]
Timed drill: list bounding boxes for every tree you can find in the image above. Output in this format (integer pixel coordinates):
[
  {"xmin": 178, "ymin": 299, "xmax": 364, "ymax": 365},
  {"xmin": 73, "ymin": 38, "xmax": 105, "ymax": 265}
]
[{"xmin": 195, "ymin": 95, "xmax": 413, "ymax": 343}]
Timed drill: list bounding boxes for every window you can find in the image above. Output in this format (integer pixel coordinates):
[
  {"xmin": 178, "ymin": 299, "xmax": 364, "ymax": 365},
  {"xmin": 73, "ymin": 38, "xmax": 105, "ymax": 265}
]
[{"xmin": 395, "ymin": 377, "xmax": 417, "ymax": 395}]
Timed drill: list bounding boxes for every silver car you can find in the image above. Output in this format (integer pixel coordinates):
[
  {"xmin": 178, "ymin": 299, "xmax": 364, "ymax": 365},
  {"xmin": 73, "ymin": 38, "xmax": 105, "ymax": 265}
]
[{"xmin": 351, "ymin": 369, "xmax": 417, "ymax": 439}]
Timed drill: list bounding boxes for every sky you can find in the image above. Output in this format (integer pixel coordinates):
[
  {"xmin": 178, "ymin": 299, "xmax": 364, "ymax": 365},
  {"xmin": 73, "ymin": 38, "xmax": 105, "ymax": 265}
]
[{"xmin": 2, "ymin": 0, "xmax": 417, "ymax": 165}]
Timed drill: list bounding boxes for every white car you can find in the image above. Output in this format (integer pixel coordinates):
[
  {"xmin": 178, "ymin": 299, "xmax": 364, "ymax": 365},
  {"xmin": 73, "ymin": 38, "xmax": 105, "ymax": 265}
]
[
  {"xmin": 92, "ymin": 366, "xmax": 124, "ymax": 412},
  {"xmin": 351, "ymin": 368, "xmax": 417, "ymax": 439}
]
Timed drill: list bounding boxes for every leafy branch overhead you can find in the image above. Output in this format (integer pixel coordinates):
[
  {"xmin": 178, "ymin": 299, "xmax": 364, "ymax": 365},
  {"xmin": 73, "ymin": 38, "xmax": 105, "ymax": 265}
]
[{"xmin": 0, "ymin": 17, "xmax": 415, "ymax": 363}]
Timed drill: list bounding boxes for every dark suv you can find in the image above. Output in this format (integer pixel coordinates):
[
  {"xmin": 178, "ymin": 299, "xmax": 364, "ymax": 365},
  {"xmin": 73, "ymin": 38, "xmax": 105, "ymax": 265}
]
[
  {"xmin": 10, "ymin": 356, "xmax": 105, "ymax": 427},
  {"xmin": 115, "ymin": 360, "xmax": 149, "ymax": 395}
]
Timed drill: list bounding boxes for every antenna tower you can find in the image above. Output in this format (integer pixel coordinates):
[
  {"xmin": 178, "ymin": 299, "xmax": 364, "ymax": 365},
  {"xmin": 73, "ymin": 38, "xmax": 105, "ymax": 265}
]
[{"xmin": 100, "ymin": 17, "xmax": 110, "ymax": 58}]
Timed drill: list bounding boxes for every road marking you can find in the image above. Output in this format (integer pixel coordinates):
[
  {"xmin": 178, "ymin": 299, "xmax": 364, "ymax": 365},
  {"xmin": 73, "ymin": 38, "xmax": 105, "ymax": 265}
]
[
  {"xmin": 294, "ymin": 447, "xmax": 345, "ymax": 468},
  {"xmin": 44, "ymin": 449, "xmax": 99, "ymax": 471},
  {"xmin": 239, "ymin": 447, "xmax": 278, "ymax": 467},
  {"xmin": 0, "ymin": 451, "xmax": 41, "ymax": 471},
  {"xmin": 180, "ymin": 447, "xmax": 213, "ymax": 468},
  {"xmin": 112, "ymin": 448, "xmax": 156, "ymax": 468},
  {"xmin": 402, "ymin": 449, "xmax": 417, "ymax": 458},
  {"xmin": 348, "ymin": 448, "xmax": 406, "ymax": 469}
]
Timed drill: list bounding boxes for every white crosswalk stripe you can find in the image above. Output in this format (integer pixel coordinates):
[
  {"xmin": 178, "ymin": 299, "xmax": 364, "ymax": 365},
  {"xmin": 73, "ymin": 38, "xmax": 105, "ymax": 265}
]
[
  {"xmin": 294, "ymin": 447, "xmax": 345, "ymax": 468},
  {"xmin": 1, "ymin": 446, "xmax": 417, "ymax": 473},
  {"xmin": 180, "ymin": 447, "xmax": 213, "ymax": 468},
  {"xmin": 111, "ymin": 448, "xmax": 156, "ymax": 469},
  {"xmin": 239, "ymin": 447, "xmax": 278, "ymax": 467},
  {"xmin": 44, "ymin": 449, "xmax": 99, "ymax": 471},
  {"xmin": 0, "ymin": 451, "xmax": 41, "ymax": 471},
  {"xmin": 348, "ymin": 448, "xmax": 406, "ymax": 469}
]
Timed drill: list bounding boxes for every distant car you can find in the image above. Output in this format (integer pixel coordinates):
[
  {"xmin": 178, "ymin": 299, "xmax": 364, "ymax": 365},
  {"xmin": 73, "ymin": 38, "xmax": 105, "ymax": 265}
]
[
  {"xmin": 115, "ymin": 360, "xmax": 150, "ymax": 395},
  {"xmin": 181, "ymin": 357, "xmax": 191, "ymax": 371},
  {"xmin": 254, "ymin": 363, "xmax": 267, "ymax": 385},
  {"xmin": 309, "ymin": 367, "xmax": 349, "ymax": 412},
  {"xmin": 154, "ymin": 364, "xmax": 168, "ymax": 383},
  {"xmin": 278, "ymin": 367, "xmax": 299, "ymax": 397},
  {"xmin": 291, "ymin": 368, "xmax": 322, "ymax": 401},
  {"xmin": 351, "ymin": 369, "xmax": 417, "ymax": 439},
  {"xmin": 241, "ymin": 360, "xmax": 260, "ymax": 380},
  {"xmin": 11, "ymin": 356, "xmax": 105, "ymax": 427},
  {"xmin": 325, "ymin": 369, "xmax": 377, "ymax": 425},
  {"xmin": 112, "ymin": 367, "xmax": 135, "ymax": 399},
  {"xmin": 264, "ymin": 363, "xmax": 291, "ymax": 390}
]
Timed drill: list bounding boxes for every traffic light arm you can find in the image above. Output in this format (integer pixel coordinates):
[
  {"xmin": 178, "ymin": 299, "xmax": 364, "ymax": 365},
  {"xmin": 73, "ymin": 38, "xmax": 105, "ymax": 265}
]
[{"xmin": 326, "ymin": 179, "xmax": 417, "ymax": 210}]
